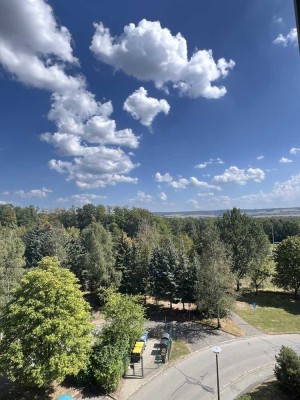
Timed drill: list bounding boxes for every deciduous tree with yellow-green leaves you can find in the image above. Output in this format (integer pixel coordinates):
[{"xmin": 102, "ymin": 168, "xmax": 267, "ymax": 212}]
[{"xmin": 0, "ymin": 257, "xmax": 93, "ymax": 387}]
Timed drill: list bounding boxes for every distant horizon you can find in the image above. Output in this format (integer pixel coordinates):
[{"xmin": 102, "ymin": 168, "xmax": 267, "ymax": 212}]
[{"xmin": 3, "ymin": 203, "xmax": 300, "ymax": 218}]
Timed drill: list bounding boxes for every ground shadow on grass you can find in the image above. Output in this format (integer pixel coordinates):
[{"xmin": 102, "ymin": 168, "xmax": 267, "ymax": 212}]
[
  {"xmin": 145, "ymin": 303, "xmax": 198, "ymax": 323},
  {"xmin": 0, "ymin": 377, "xmax": 53, "ymax": 400},
  {"xmin": 237, "ymin": 290, "xmax": 300, "ymax": 316},
  {"xmin": 245, "ymin": 379, "xmax": 291, "ymax": 400}
]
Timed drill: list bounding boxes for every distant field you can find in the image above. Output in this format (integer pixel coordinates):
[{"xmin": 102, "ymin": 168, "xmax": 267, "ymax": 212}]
[
  {"xmin": 156, "ymin": 207, "xmax": 300, "ymax": 218},
  {"xmin": 236, "ymin": 291, "xmax": 300, "ymax": 334}
]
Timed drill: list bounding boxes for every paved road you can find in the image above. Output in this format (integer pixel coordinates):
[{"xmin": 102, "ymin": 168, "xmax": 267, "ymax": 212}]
[{"xmin": 128, "ymin": 334, "xmax": 300, "ymax": 400}]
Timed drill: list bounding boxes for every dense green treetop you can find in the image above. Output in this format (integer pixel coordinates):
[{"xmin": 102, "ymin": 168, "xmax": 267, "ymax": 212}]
[
  {"xmin": 218, "ymin": 207, "xmax": 269, "ymax": 290},
  {"xmin": 0, "ymin": 257, "xmax": 93, "ymax": 387},
  {"xmin": 100, "ymin": 288, "xmax": 146, "ymax": 348},
  {"xmin": 0, "ymin": 227, "xmax": 25, "ymax": 311},
  {"xmin": 273, "ymin": 236, "xmax": 300, "ymax": 299},
  {"xmin": 0, "ymin": 204, "xmax": 17, "ymax": 228},
  {"xmin": 196, "ymin": 224, "xmax": 235, "ymax": 327},
  {"xmin": 80, "ymin": 222, "xmax": 120, "ymax": 292},
  {"xmin": 23, "ymin": 224, "xmax": 67, "ymax": 268}
]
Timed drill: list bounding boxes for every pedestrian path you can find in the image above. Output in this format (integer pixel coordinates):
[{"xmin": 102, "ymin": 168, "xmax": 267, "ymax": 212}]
[{"xmin": 230, "ymin": 312, "xmax": 262, "ymax": 336}]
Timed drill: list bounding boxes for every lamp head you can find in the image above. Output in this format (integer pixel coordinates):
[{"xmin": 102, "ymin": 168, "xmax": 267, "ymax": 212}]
[{"xmin": 212, "ymin": 346, "xmax": 221, "ymax": 355}]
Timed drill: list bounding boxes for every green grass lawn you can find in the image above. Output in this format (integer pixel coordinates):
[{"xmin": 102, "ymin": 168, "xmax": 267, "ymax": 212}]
[
  {"xmin": 236, "ymin": 291, "xmax": 300, "ymax": 334},
  {"xmin": 240, "ymin": 378, "xmax": 291, "ymax": 400}
]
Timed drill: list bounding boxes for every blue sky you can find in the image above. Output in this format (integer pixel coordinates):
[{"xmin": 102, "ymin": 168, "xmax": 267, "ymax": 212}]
[{"xmin": 1, "ymin": 0, "xmax": 300, "ymax": 211}]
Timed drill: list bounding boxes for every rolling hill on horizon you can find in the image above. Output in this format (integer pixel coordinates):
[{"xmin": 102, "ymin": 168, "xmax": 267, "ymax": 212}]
[{"xmin": 156, "ymin": 207, "xmax": 300, "ymax": 218}]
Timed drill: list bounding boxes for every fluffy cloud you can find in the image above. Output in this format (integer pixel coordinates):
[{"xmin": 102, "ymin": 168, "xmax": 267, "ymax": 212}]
[
  {"xmin": 170, "ymin": 176, "xmax": 220, "ymax": 190},
  {"xmin": 91, "ymin": 19, "xmax": 235, "ymax": 99},
  {"xmin": 213, "ymin": 166, "xmax": 265, "ymax": 185},
  {"xmin": 155, "ymin": 172, "xmax": 173, "ymax": 182},
  {"xmin": 15, "ymin": 187, "xmax": 52, "ymax": 198},
  {"xmin": 290, "ymin": 147, "xmax": 300, "ymax": 155},
  {"xmin": 57, "ymin": 193, "xmax": 107, "ymax": 205},
  {"xmin": 155, "ymin": 172, "xmax": 220, "ymax": 191},
  {"xmin": 0, "ymin": 0, "xmax": 80, "ymax": 92},
  {"xmin": 128, "ymin": 191, "xmax": 153, "ymax": 203},
  {"xmin": 256, "ymin": 155, "xmax": 264, "ymax": 160},
  {"xmin": 239, "ymin": 174, "xmax": 300, "ymax": 206},
  {"xmin": 187, "ymin": 194, "xmax": 232, "ymax": 210},
  {"xmin": 1, "ymin": 0, "xmax": 139, "ymax": 190},
  {"xmin": 273, "ymin": 28, "xmax": 298, "ymax": 47},
  {"xmin": 42, "ymin": 90, "xmax": 140, "ymax": 188},
  {"xmin": 279, "ymin": 157, "xmax": 293, "ymax": 163},
  {"xmin": 194, "ymin": 157, "xmax": 224, "ymax": 169},
  {"xmin": 42, "ymin": 91, "xmax": 139, "ymax": 152},
  {"xmin": 187, "ymin": 173, "xmax": 300, "ymax": 210},
  {"xmin": 48, "ymin": 146, "xmax": 138, "ymax": 189},
  {"xmin": 124, "ymin": 87, "xmax": 170, "ymax": 127},
  {"xmin": 158, "ymin": 192, "xmax": 167, "ymax": 201}
]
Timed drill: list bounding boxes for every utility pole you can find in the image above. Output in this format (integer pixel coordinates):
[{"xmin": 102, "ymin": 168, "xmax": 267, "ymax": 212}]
[{"xmin": 212, "ymin": 346, "xmax": 221, "ymax": 400}]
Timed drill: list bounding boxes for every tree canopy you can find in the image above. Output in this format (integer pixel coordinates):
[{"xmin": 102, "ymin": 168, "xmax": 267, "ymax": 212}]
[
  {"xmin": 0, "ymin": 257, "xmax": 93, "ymax": 387},
  {"xmin": 196, "ymin": 224, "xmax": 235, "ymax": 327},
  {"xmin": 0, "ymin": 228, "xmax": 25, "ymax": 312},
  {"xmin": 218, "ymin": 207, "xmax": 269, "ymax": 290},
  {"xmin": 273, "ymin": 236, "xmax": 300, "ymax": 299}
]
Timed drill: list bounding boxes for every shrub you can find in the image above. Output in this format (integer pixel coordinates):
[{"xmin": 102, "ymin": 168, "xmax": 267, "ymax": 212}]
[
  {"xmin": 90, "ymin": 340, "xmax": 127, "ymax": 392},
  {"xmin": 81, "ymin": 335, "xmax": 129, "ymax": 393},
  {"xmin": 274, "ymin": 346, "xmax": 300, "ymax": 397}
]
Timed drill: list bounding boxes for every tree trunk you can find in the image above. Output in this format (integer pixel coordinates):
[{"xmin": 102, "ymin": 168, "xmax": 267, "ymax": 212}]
[
  {"xmin": 170, "ymin": 301, "xmax": 172, "ymax": 310},
  {"xmin": 217, "ymin": 306, "xmax": 221, "ymax": 329},
  {"xmin": 294, "ymin": 287, "xmax": 298, "ymax": 300},
  {"xmin": 236, "ymin": 280, "xmax": 240, "ymax": 291},
  {"xmin": 255, "ymin": 283, "xmax": 259, "ymax": 294},
  {"xmin": 182, "ymin": 302, "xmax": 185, "ymax": 311}
]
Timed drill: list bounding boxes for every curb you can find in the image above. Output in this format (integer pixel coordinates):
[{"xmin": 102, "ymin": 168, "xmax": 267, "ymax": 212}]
[{"xmin": 210, "ymin": 363, "xmax": 274, "ymax": 399}]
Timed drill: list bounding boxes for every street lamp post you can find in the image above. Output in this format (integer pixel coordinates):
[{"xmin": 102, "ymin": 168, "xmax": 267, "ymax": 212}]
[{"xmin": 212, "ymin": 346, "xmax": 221, "ymax": 400}]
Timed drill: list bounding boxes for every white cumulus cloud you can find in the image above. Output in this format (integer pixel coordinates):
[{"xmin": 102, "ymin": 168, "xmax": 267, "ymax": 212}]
[
  {"xmin": 1, "ymin": 0, "xmax": 140, "ymax": 190},
  {"xmin": 256, "ymin": 155, "xmax": 264, "ymax": 160},
  {"xmin": 91, "ymin": 19, "xmax": 235, "ymax": 99},
  {"xmin": 158, "ymin": 192, "xmax": 167, "ymax": 201},
  {"xmin": 0, "ymin": 0, "xmax": 81, "ymax": 92},
  {"xmin": 155, "ymin": 172, "xmax": 173, "ymax": 182},
  {"xmin": 188, "ymin": 173, "xmax": 300, "ymax": 210},
  {"xmin": 290, "ymin": 147, "xmax": 300, "ymax": 155},
  {"xmin": 213, "ymin": 166, "xmax": 265, "ymax": 185},
  {"xmin": 48, "ymin": 146, "xmax": 138, "ymax": 189},
  {"xmin": 15, "ymin": 187, "xmax": 52, "ymax": 198},
  {"xmin": 170, "ymin": 176, "xmax": 220, "ymax": 190},
  {"xmin": 124, "ymin": 87, "xmax": 170, "ymax": 127},
  {"xmin": 187, "ymin": 194, "xmax": 232, "ymax": 210},
  {"xmin": 42, "ymin": 90, "xmax": 140, "ymax": 188},
  {"xmin": 128, "ymin": 191, "xmax": 153, "ymax": 203},
  {"xmin": 273, "ymin": 28, "xmax": 298, "ymax": 47},
  {"xmin": 279, "ymin": 157, "xmax": 293, "ymax": 163},
  {"xmin": 194, "ymin": 157, "xmax": 224, "ymax": 169},
  {"xmin": 57, "ymin": 193, "xmax": 107, "ymax": 205}
]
